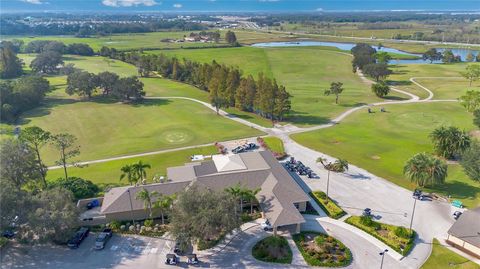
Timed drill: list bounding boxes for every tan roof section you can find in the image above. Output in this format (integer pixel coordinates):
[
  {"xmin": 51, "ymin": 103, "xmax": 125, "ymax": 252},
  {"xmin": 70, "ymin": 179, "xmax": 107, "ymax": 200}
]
[
  {"xmin": 448, "ymin": 207, "xmax": 480, "ymax": 247},
  {"xmin": 101, "ymin": 151, "xmax": 310, "ymax": 227}
]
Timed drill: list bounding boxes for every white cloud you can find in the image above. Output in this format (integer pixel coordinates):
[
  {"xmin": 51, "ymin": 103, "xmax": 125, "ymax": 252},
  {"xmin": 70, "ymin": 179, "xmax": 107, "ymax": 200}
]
[
  {"xmin": 316, "ymin": 7, "xmax": 323, "ymax": 11},
  {"xmin": 173, "ymin": 3, "xmax": 182, "ymax": 8},
  {"xmin": 21, "ymin": 0, "xmax": 44, "ymax": 4},
  {"xmin": 102, "ymin": 0, "xmax": 158, "ymax": 7}
]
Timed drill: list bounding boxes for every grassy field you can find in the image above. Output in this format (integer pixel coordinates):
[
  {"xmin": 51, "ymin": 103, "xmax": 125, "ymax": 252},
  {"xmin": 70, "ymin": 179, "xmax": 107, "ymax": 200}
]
[
  {"xmin": 422, "ymin": 239, "xmax": 480, "ymax": 269},
  {"xmin": 46, "ymin": 146, "xmax": 217, "ymax": 185},
  {"xmin": 389, "ymin": 62, "xmax": 476, "ymax": 99},
  {"xmin": 291, "ymin": 102, "xmax": 480, "ymax": 207},
  {"xmin": 20, "ymin": 98, "xmax": 262, "ymax": 165},
  {"xmin": 262, "ymin": 137, "xmax": 285, "ymax": 154},
  {"xmin": 153, "ymin": 46, "xmax": 407, "ymax": 126}
]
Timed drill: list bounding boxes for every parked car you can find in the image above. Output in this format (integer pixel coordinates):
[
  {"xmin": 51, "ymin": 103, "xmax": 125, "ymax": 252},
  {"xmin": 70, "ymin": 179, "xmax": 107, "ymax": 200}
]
[
  {"xmin": 67, "ymin": 227, "xmax": 90, "ymax": 249},
  {"xmin": 165, "ymin": 254, "xmax": 178, "ymax": 265},
  {"xmin": 261, "ymin": 219, "xmax": 273, "ymax": 231},
  {"xmin": 95, "ymin": 228, "xmax": 113, "ymax": 250},
  {"xmin": 187, "ymin": 254, "xmax": 199, "ymax": 265},
  {"xmin": 2, "ymin": 230, "xmax": 15, "ymax": 239},
  {"xmin": 453, "ymin": 211, "xmax": 462, "ymax": 220},
  {"xmin": 86, "ymin": 199, "xmax": 100, "ymax": 210}
]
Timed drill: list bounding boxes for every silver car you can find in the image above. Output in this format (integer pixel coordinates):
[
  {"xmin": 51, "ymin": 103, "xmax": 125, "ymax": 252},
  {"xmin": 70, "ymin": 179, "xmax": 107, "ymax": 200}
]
[{"xmin": 95, "ymin": 229, "xmax": 112, "ymax": 250}]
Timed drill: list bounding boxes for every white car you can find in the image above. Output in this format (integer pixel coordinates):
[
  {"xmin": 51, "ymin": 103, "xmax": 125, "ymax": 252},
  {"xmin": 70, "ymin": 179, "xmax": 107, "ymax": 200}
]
[{"xmin": 261, "ymin": 219, "xmax": 273, "ymax": 231}]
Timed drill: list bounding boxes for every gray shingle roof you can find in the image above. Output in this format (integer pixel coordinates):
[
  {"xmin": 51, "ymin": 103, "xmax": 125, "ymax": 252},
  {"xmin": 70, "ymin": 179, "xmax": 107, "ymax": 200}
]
[
  {"xmin": 448, "ymin": 207, "xmax": 480, "ymax": 248},
  {"xmin": 101, "ymin": 151, "xmax": 309, "ymax": 227}
]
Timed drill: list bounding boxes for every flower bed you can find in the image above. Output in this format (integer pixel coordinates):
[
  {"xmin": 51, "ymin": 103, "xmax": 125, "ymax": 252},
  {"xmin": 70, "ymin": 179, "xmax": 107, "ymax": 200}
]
[
  {"xmin": 293, "ymin": 231, "xmax": 352, "ymax": 267},
  {"xmin": 310, "ymin": 191, "xmax": 346, "ymax": 219},
  {"xmin": 257, "ymin": 137, "xmax": 287, "ymax": 159},
  {"xmin": 214, "ymin": 142, "xmax": 227, "ymax": 154},
  {"xmin": 345, "ymin": 216, "xmax": 415, "ymax": 256},
  {"xmin": 107, "ymin": 220, "xmax": 167, "ymax": 237},
  {"xmin": 252, "ymin": 235, "xmax": 292, "ymax": 264}
]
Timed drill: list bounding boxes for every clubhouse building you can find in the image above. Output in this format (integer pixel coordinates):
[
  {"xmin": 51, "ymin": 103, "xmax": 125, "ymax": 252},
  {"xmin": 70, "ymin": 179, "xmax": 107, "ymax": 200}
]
[
  {"xmin": 446, "ymin": 207, "xmax": 480, "ymax": 258},
  {"xmin": 99, "ymin": 151, "xmax": 310, "ymax": 233}
]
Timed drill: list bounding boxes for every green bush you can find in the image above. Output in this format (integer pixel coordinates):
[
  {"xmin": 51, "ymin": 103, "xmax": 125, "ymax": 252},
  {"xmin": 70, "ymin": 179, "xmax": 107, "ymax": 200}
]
[
  {"xmin": 144, "ymin": 219, "xmax": 154, "ymax": 227},
  {"xmin": 49, "ymin": 177, "xmax": 99, "ymax": 200},
  {"xmin": 310, "ymin": 191, "xmax": 346, "ymax": 219},
  {"xmin": 252, "ymin": 236, "xmax": 293, "ymax": 264},
  {"xmin": 0, "ymin": 237, "xmax": 8, "ymax": 248},
  {"xmin": 394, "ymin": 226, "xmax": 411, "ymax": 239},
  {"xmin": 109, "ymin": 220, "xmax": 121, "ymax": 231}
]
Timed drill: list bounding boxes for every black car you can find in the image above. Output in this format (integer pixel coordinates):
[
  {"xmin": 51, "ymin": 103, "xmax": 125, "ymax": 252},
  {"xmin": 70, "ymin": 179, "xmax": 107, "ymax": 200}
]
[
  {"xmin": 2, "ymin": 230, "xmax": 15, "ymax": 239},
  {"xmin": 67, "ymin": 227, "xmax": 90, "ymax": 249}
]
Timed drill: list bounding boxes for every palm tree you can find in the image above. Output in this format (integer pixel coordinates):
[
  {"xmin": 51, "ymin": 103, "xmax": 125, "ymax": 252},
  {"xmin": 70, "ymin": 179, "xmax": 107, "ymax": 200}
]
[
  {"xmin": 225, "ymin": 183, "xmax": 242, "ymax": 214},
  {"xmin": 430, "ymin": 126, "xmax": 471, "ymax": 159},
  {"xmin": 132, "ymin": 160, "xmax": 151, "ymax": 185},
  {"xmin": 404, "ymin": 153, "xmax": 448, "ymax": 187},
  {"xmin": 244, "ymin": 188, "xmax": 261, "ymax": 214},
  {"xmin": 317, "ymin": 157, "xmax": 349, "ymax": 199},
  {"xmin": 153, "ymin": 194, "xmax": 176, "ymax": 225},
  {"xmin": 136, "ymin": 188, "xmax": 158, "ymax": 219},
  {"xmin": 120, "ymin": 164, "xmax": 136, "ymax": 185}
]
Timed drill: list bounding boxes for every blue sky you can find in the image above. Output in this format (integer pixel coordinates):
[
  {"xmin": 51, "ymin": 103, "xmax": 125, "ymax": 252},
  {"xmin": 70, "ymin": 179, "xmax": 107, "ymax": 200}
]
[{"xmin": 1, "ymin": 0, "xmax": 480, "ymax": 13}]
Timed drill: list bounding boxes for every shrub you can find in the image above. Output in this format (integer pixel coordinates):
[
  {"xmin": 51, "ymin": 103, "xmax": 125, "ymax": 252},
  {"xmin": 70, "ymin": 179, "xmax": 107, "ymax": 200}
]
[
  {"xmin": 394, "ymin": 226, "xmax": 411, "ymax": 239},
  {"xmin": 109, "ymin": 220, "xmax": 121, "ymax": 231},
  {"xmin": 0, "ymin": 237, "xmax": 8, "ymax": 248},
  {"xmin": 50, "ymin": 177, "xmax": 99, "ymax": 200},
  {"xmin": 144, "ymin": 219, "xmax": 154, "ymax": 227}
]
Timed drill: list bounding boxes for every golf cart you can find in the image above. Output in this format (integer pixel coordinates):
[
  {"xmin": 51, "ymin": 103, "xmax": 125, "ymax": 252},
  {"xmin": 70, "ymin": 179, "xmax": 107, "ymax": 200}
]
[
  {"xmin": 362, "ymin": 208, "xmax": 372, "ymax": 217},
  {"xmin": 261, "ymin": 219, "xmax": 273, "ymax": 231},
  {"xmin": 413, "ymin": 189, "xmax": 422, "ymax": 200},
  {"xmin": 165, "ymin": 254, "xmax": 178, "ymax": 265},
  {"xmin": 187, "ymin": 254, "xmax": 199, "ymax": 265},
  {"xmin": 453, "ymin": 211, "xmax": 462, "ymax": 220}
]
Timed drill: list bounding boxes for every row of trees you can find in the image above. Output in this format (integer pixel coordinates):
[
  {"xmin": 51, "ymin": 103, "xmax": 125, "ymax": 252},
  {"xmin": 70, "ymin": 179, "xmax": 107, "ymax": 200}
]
[
  {"xmin": 423, "ymin": 48, "xmax": 480, "ymax": 64},
  {"xmin": 0, "ymin": 76, "xmax": 51, "ymax": 122},
  {"xmin": 65, "ymin": 70, "xmax": 145, "ymax": 101},
  {"xmin": 23, "ymin": 40, "xmax": 95, "ymax": 56},
  {"xmin": 105, "ymin": 51, "xmax": 291, "ymax": 121},
  {"xmin": 351, "ymin": 43, "xmax": 392, "ymax": 82}
]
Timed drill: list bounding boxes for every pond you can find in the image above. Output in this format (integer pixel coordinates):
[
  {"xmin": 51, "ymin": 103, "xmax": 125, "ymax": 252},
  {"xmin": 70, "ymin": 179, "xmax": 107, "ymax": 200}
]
[{"xmin": 251, "ymin": 41, "xmax": 480, "ymax": 65}]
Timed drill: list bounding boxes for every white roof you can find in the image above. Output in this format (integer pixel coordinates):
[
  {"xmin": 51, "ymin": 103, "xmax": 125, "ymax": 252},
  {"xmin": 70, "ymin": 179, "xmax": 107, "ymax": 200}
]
[{"xmin": 212, "ymin": 154, "xmax": 247, "ymax": 172}]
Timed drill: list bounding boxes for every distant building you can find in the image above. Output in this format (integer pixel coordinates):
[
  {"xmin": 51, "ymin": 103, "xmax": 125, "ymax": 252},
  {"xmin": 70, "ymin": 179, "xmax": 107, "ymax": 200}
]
[
  {"xmin": 100, "ymin": 151, "xmax": 310, "ymax": 233},
  {"xmin": 446, "ymin": 207, "xmax": 480, "ymax": 258}
]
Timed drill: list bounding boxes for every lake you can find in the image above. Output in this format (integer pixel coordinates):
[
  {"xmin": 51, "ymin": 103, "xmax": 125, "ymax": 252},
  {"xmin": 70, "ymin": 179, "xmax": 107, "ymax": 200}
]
[{"xmin": 251, "ymin": 41, "xmax": 480, "ymax": 64}]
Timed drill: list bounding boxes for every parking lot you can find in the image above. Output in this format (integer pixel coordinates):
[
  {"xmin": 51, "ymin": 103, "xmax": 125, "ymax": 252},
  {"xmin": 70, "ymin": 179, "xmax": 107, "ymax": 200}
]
[{"xmin": 1, "ymin": 233, "xmax": 179, "ymax": 269}]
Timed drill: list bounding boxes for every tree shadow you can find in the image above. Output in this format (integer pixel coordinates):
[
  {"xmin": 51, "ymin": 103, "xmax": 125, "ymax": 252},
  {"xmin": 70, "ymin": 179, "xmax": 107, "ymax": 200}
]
[
  {"xmin": 387, "ymin": 80, "xmax": 412, "ymax": 86},
  {"xmin": 426, "ymin": 181, "xmax": 480, "ymax": 201},
  {"xmin": 383, "ymin": 95, "xmax": 408, "ymax": 101},
  {"xmin": 287, "ymin": 110, "xmax": 331, "ymax": 125},
  {"xmin": 131, "ymin": 98, "xmax": 172, "ymax": 107}
]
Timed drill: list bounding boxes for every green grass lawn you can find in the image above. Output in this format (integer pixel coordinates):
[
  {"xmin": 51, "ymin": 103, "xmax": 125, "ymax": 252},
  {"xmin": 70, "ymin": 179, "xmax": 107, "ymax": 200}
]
[
  {"xmin": 154, "ymin": 46, "xmax": 406, "ymax": 126},
  {"xmin": 19, "ymin": 98, "xmax": 262, "ymax": 165},
  {"xmin": 389, "ymin": 62, "xmax": 475, "ymax": 99},
  {"xmin": 46, "ymin": 146, "xmax": 217, "ymax": 185},
  {"xmin": 291, "ymin": 102, "xmax": 480, "ymax": 207},
  {"xmin": 252, "ymin": 236, "xmax": 293, "ymax": 264},
  {"xmin": 262, "ymin": 137, "xmax": 285, "ymax": 154},
  {"xmin": 422, "ymin": 239, "xmax": 480, "ymax": 269}
]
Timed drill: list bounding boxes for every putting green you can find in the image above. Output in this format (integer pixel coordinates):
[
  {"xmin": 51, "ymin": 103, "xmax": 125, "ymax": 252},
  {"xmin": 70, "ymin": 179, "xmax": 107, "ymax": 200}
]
[
  {"xmin": 19, "ymin": 98, "xmax": 263, "ymax": 165},
  {"xmin": 292, "ymin": 102, "xmax": 480, "ymax": 207}
]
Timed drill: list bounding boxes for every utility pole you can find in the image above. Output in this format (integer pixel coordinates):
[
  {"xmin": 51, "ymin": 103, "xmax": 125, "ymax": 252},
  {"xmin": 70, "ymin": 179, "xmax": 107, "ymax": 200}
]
[
  {"xmin": 409, "ymin": 196, "xmax": 417, "ymax": 235},
  {"xmin": 379, "ymin": 249, "xmax": 389, "ymax": 269},
  {"xmin": 326, "ymin": 170, "xmax": 331, "ymax": 199}
]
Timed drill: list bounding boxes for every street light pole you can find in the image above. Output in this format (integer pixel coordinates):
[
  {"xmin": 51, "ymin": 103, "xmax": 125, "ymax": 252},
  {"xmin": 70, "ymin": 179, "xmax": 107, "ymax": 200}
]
[
  {"xmin": 379, "ymin": 249, "xmax": 388, "ymax": 269},
  {"xmin": 326, "ymin": 170, "xmax": 331, "ymax": 199},
  {"xmin": 127, "ymin": 189, "xmax": 135, "ymax": 226},
  {"xmin": 409, "ymin": 196, "xmax": 417, "ymax": 234}
]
